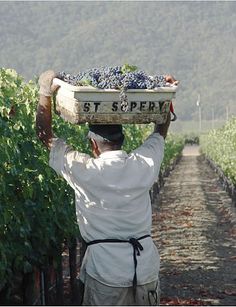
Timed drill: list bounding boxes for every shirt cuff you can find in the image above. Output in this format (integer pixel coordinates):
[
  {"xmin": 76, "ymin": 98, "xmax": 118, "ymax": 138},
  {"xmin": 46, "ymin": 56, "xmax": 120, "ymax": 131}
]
[{"xmin": 153, "ymin": 132, "xmax": 164, "ymax": 141}]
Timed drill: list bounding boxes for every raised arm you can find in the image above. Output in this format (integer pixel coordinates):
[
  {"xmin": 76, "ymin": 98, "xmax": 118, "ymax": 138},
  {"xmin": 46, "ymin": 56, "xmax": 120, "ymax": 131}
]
[
  {"xmin": 36, "ymin": 70, "xmax": 59, "ymax": 150},
  {"xmin": 155, "ymin": 74, "xmax": 178, "ymax": 139},
  {"xmin": 154, "ymin": 112, "xmax": 171, "ymax": 139}
]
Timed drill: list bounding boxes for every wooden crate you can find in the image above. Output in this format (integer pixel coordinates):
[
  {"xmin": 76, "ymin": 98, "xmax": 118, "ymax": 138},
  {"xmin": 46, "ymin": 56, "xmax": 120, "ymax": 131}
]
[{"xmin": 53, "ymin": 78, "xmax": 178, "ymax": 124}]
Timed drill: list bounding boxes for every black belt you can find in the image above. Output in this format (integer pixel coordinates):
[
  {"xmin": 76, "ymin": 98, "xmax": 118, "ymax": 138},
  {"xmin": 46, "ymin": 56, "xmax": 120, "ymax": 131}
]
[{"xmin": 86, "ymin": 234, "xmax": 151, "ymax": 299}]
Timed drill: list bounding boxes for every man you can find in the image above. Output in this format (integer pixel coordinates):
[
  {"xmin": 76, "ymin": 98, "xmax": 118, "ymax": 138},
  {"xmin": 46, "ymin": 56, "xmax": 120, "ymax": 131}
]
[{"xmin": 36, "ymin": 70, "xmax": 174, "ymax": 305}]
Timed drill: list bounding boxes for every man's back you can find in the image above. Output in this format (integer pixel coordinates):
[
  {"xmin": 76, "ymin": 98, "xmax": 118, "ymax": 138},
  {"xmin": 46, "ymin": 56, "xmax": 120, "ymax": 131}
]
[{"xmin": 49, "ymin": 132, "xmax": 164, "ymax": 286}]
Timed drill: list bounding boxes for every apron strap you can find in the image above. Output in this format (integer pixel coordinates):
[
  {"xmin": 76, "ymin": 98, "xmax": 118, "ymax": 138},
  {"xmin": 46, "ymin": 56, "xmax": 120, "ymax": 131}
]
[{"xmin": 86, "ymin": 234, "xmax": 151, "ymax": 300}]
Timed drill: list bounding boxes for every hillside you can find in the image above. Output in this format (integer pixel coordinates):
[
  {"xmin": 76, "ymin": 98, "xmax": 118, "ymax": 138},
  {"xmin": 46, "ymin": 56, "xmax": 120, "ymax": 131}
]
[{"xmin": 0, "ymin": 1, "xmax": 236, "ymax": 121}]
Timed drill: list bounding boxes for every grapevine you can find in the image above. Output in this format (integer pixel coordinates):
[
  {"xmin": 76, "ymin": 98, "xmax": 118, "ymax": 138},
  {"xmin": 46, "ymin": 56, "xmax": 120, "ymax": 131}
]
[
  {"xmin": 200, "ymin": 117, "xmax": 236, "ymax": 184},
  {"xmin": 0, "ymin": 68, "xmax": 81, "ymax": 289}
]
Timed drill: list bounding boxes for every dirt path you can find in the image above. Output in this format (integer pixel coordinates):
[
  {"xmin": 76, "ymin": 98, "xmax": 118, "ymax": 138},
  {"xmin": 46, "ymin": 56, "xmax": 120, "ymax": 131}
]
[{"xmin": 152, "ymin": 145, "xmax": 236, "ymax": 306}]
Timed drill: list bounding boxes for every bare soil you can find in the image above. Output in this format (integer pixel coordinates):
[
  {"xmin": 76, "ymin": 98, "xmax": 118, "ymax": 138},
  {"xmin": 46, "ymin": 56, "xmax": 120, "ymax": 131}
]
[{"xmin": 152, "ymin": 145, "xmax": 236, "ymax": 306}]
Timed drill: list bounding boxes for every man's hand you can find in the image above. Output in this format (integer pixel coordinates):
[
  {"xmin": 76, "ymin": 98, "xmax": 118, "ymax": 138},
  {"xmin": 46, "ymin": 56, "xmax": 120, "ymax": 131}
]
[
  {"xmin": 164, "ymin": 75, "xmax": 179, "ymax": 85},
  {"xmin": 38, "ymin": 70, "xmax": 59, "ymax": 97},
  {"xmin": 154, "ymin": 112, "xmax": 171, "ymax": 139},
  {"xmin": 36, "ymin": 70, "xmax": 60, "ymax": 149}
]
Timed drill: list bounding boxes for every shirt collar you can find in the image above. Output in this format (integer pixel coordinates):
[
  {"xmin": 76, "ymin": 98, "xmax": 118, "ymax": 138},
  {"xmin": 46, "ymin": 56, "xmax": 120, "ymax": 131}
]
[{"xmin": 99, "ymin": 150, "xmax": 128, "ymax": 159}]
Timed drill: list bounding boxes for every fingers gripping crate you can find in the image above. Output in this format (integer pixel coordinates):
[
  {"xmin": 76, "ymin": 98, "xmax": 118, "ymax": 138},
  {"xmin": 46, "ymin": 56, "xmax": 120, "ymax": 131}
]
[{"xmin": 53, "ymin": 78, "xmax": 178, "ymax": 124}]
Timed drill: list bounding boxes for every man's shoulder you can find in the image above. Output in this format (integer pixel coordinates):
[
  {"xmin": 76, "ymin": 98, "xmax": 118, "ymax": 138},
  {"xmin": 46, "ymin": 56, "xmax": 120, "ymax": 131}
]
[{"xmin": 49, "ymin": 137, "xmax": 91, "ymax": 167}]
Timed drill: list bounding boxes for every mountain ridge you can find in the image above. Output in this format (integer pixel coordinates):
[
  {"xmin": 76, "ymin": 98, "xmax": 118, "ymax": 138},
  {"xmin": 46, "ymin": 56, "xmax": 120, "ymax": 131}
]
[{"xmin": 0, "ymin": 1, "xmax": 236, "ymax": 121}]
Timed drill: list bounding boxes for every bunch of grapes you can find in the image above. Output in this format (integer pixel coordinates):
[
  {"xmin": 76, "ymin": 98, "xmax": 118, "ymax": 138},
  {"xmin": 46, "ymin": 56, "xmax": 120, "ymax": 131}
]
[
  {"xmin": 57, "ymin": 66, "xmax": 168, "ymax": 89},
  {"xmin": 57, "ymin": 66, "xmax": 169, "ymax": 111}
]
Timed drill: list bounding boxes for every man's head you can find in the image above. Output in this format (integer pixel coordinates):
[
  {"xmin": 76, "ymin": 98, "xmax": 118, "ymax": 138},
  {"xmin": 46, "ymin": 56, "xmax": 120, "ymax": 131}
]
[{"xmin": 88, "ymin": 124, "xmax": 124, "ymax": 157}]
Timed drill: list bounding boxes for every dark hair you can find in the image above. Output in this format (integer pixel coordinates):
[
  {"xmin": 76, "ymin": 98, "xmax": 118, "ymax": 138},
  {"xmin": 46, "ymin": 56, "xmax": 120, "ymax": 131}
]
[
  {"xmin": 98, "ymin": 138, "xmax": 124, "ymax": 151},
  {"xmin": 88, "ymin": 124, "xmax": 124, "ymax": 143}
]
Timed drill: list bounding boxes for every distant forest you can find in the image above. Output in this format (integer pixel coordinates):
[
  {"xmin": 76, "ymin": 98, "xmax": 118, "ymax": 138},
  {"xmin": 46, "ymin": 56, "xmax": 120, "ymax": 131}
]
[{"xmin": 0, "ymin": 1, "xmax": 236, "ymax": 121}]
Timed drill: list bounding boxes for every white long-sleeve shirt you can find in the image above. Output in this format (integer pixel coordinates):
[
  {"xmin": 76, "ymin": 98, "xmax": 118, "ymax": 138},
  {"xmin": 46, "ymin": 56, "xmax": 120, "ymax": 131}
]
[{"xmin": 49, "ymin": 132, "xmax": 164, "ymax": 287}]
